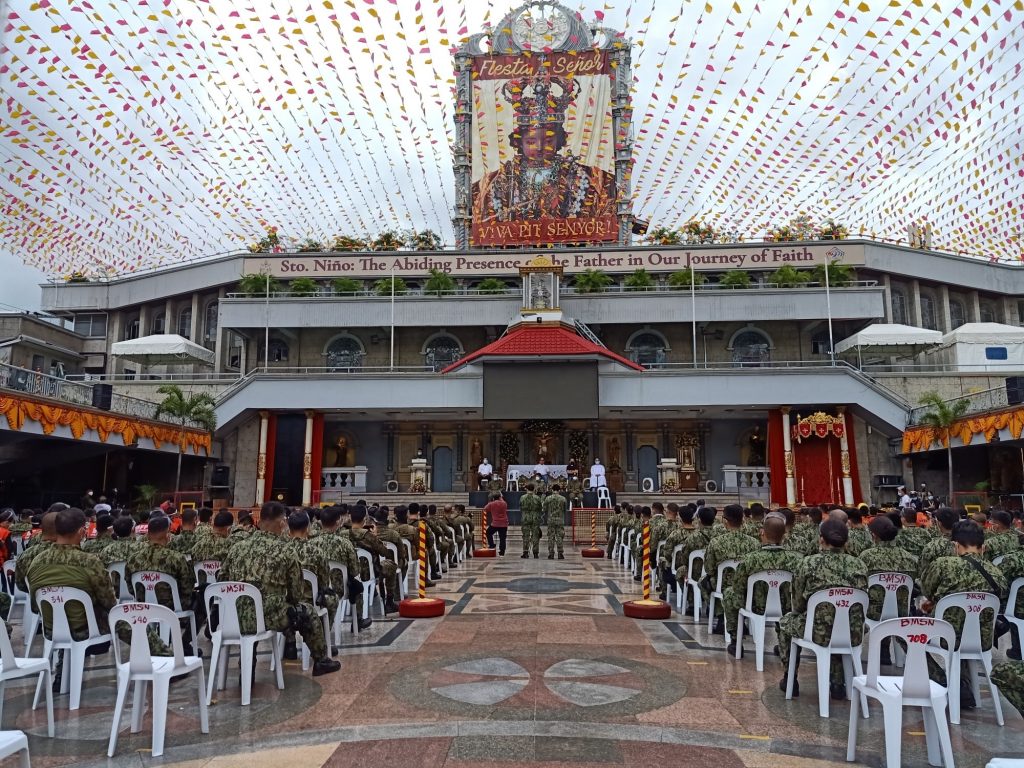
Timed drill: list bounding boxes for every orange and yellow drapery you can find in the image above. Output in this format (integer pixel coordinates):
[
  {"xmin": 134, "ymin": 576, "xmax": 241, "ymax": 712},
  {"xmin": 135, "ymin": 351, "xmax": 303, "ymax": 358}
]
[
  {"xmin": 0, "ymin": 395, "xmax": 211, "ymax": 455},
  {"xmin": 902, "ymin": 406, "xmax": 1024, "ymax": 454}
]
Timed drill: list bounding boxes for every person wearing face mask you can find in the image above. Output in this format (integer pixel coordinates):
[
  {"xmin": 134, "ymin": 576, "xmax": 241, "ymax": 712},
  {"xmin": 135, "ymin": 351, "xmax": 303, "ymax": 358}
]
[{"xmin": 219, "ymin": 501, "xmax": 341, "ymax": 677}]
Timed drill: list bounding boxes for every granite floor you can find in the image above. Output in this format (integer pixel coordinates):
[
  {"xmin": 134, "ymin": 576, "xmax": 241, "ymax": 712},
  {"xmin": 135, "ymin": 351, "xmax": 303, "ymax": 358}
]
[{"xmin": 3, "ymin": 536, "xmax": 1022, "ymax": 767}]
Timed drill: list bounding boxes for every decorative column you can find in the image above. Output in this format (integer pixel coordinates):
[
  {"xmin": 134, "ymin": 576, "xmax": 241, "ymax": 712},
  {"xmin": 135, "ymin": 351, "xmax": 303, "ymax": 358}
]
[
  {"xmin": 838, "ymin": 406, "xmax": 854, "ymax": 505},
  {"xmin": 781, "ymin": 407, "xmax": 797, "ymax": 506},
  {"xmin": 454, "ymin": 423, "xmax": 466, "ymax": 492},
  {"xmin": 301, "ymin": 410, "xmax": 314, "ymax": 505},
  {"xmin": 255, "ymin": 410, "xmax": 270, "ymax": 505}
]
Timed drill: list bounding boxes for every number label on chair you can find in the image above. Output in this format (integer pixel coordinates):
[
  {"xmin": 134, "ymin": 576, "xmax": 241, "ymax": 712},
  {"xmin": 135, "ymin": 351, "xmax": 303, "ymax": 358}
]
[
  {"xmin": 907, "ymin": 633, "xmax": 928, "ymax": 644},
  {"xmin": 835, "ymin": 599, "xmax": 851, "ymax": 608},
  {"xmin": 131, "ymin": 616, "xmax": 149, "ymax": 625},
  {"xmin": 768, "ymin": 581, "xmax": 780, "ymax": 589},
  {"xmin": 40, "ymin": 587, "xmax": 64, "ymax": 603}
]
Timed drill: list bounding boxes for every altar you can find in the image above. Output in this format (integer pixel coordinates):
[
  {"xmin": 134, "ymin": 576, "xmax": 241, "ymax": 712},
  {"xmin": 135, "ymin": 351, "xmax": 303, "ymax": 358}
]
[{"xmin": 506, "ymin": 464, "xmax": 571, "ymax": 482}]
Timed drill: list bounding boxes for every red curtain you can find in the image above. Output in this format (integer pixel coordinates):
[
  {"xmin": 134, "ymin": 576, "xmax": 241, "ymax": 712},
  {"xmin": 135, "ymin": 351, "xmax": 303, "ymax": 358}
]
[
  {"xmin": 311, "ymin": 413, "xmax": 324, "ymax": 501},
  {"xmin": 768, "ymin": 409, "xmax": 788, "ymax": 505},
  {"xmin": 794, "ymin": 437, "xmax": 843, "ymax": 505}
]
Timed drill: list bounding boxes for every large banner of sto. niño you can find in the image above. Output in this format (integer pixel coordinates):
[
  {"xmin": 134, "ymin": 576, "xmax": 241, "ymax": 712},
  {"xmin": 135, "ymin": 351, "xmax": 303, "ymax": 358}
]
[
  {"xmin": 470, "ymin": 50, "xmax": 618, "ymax": 247},
  {"xmin": 242, "ymin": 243, "xmax": 866, "ymax": 280}
]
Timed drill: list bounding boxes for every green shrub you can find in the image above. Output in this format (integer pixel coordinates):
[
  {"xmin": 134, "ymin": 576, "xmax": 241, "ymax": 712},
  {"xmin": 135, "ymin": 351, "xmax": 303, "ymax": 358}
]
[
  {"xmin": 424, "ymin": 268, "xmax": 456, "ymax": 296},
  {"xmin": 374, "ymin": 276, "xmax": 408, "ymax": 296},
  {"xmin": 768, "ymin": 265, "xmax": 810, "ymax": 288},
  {"xmin": 238, "ymin": 273, "xmax": 282, "ymax": 296},
  {"xmin": 667, "ymin": 269, "xmax": 707, "ymax": 289},
  {"xmin": 289, "ymin": 277, "xmax": 320, "ymax": 296},
  {"xmin": 624, "ymin": 268, "xmax": 655, "ymax": 291},
  {"xmin": 718, "ymin": 270, "xmax": 751, "ymax": 289},
  {"xmin": 574, "ymin": 269, "xmax": 613, "ymax": 294},
  {"xmin": 330, "ymin": 277, "xmax": 363, "ymax": 294},
  {"xmin": 476, "ymin": 277, "xmax": 510, "ymax": 295}
]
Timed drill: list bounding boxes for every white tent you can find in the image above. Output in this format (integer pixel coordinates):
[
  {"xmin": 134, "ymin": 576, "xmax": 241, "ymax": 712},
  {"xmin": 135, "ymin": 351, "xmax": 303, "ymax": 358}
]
[
  {"xmin": 834, "ymin": 323, "xmax": 942, "ymax": 361},
  {"xmin": 926, "ymin": 322, "xmax": 1024, "ymax": 372},
  {"xmin": 111, "ymin": 334, "xmax": 215, "ymax": 367}
]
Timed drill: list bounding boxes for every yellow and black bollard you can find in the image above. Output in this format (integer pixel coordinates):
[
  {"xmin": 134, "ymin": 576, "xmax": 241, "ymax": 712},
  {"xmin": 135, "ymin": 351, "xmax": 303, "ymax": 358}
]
[
  {"xmin": 399, "ymin": 519, "xmax": 445, "ymax": 617},
  {"xmin": 474, "ymin": 502, "xmax": 496, "ymax": 557},
  {"xmin": 581, "ymin": 506, "xmax": 604, "ymax": 557},
  {"xmin": 623, "ymin": 521, "xmax": 671, "ymax": 619}
]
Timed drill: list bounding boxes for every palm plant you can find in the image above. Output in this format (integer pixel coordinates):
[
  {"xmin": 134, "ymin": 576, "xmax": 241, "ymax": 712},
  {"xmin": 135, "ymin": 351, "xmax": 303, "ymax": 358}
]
[
  {"xmin": 718, "ymin": 270, "xmax": 751, "ymax": 289},
  {"xmin": 424, "ymin": 268, "xmax": 456, "ymax": 296},
  {"xmin": 407, "ymin": 229, "xmax": 442, "ymax": 250},
  {"xmin": 238, "ymin": 273, "xmax": 282, "ymax": 297},
  {"xmin": 916, "ymin": 390, "xmax": 971, "ymax": 500},
  {"xmin": 574, "ymin": 269, "xmax": 613, "ymax": 294},
  {"xmin": 768, "ymin": 264, "xmax": 810, "ymax": 288},
  {"xmin": 289, "ymin": 277, "xmax": 320, "ymax": 296},
  {"xmin": 331, "ymin": 277, "xmax": 363, "ymax": 294},
  {"xmin": 134, "ymin": 483, "xmax": 159, "ymax": 512},
  {"xmin": 810, "ymin": 261, "xmax": 854, "ymax": 287},
  {"xmin": 330, "ymin": 235, "xmax": 368, "ymax": 251},
  {"xmin": 667, "ymin": 268, "xmax": 707, "ymax": 289},
  {"xmin": 476, "ymin": 277, "xmax": 510, "ymax": 295},
  {"xmin": 371, "ymin": 231, "xmax": 404, "ymax": 251},
  {"xmin": 374, "ymin": 276, "xmax": 408, "ymax": 296},
  {"xmin": 624, "ymin": 268, "xmax": 655, "ymax": 291},
  {"xmin": 154, "ymin": 385, "xmax": 217, "ymax": 496}
]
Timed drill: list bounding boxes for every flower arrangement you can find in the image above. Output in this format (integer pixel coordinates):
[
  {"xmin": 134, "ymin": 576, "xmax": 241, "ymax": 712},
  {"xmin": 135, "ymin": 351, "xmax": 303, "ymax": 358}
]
[
  {"xmin": 64, "ymin": 271, "xmax": 90, "ymax": 283},
  {"xmin": 411, "ymin": 477, "xmax": 427, "ymax": 493},
  {"xmin": 818, "ymin": 219, "xmax": 848, "ymax": 240},
  {"xmin": 662, "ymin": 476, "xmax": 678, "ymax": 491}
]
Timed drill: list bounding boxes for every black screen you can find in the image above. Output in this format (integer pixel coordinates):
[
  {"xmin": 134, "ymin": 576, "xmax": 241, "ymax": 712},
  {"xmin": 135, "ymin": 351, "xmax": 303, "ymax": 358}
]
[{"xmin": 483, "ymin": 362, "xmax": 599, "ymax": 420}]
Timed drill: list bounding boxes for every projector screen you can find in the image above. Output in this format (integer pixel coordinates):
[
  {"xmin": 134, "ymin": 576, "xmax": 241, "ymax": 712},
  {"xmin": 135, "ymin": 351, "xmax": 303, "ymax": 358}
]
[{"xmin": 483, "ymin": 362, "xmax": 599, "ymax": 420}]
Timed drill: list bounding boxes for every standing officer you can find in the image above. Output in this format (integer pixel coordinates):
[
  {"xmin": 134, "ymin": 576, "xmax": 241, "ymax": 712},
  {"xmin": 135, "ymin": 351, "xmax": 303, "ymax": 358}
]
[
  {"xmin": 543, "ymin": 485, "xmax": 568, "ymax": 559},
  {"xmin": 520, "ymin": 483, "xmax": 543, "ymax": 559}
]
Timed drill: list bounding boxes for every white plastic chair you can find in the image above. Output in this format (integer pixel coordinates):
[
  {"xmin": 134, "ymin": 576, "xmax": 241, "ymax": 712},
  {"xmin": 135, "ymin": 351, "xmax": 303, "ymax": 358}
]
[
  {"xmin": 932, "ymin": 590, "xmax": 1004, "ymax": 726},
  {"xmin": 865, "ymin": 572, "xmax": 915, "ymax": 666},
  {"xmin": 382, "ymin": 542, "xmax": 405, "ymax": 598},
  {"xmin": 734, "ymin": 569, "xmax": 793, "ymax": 672},
  {"xmin": 707, "ymin": 558, "xmax": 741, "ymax": 637},
  {"xmin": 19, "ymin": 579, "xmax": 40, "ymax": 656},
  {"xmin": 678, "ymin": 549, "xmax": 705, "ymax": 621},
  {"xmin": 847, "ymin": 617, "xmax": 957, "ymax": 768},
  {"xmin": 327, "ymin": 561, "xmax": 359, "ymax": 644},
  {"xmin": 1002, "ymin": 577, "xmax": 1024, "ymax": 657},
  {"xmin": 610, "ymin": 527, "xmax": 622, "ymax": 560},
  {"xmin": 205, "ymin": 581, "xmax": 283, "ymax": 706},
  {"xmin": 31, "ymin": 586, "xmax": 112, "ymax": 711},
  {"xmin": 785, "ymin": 587, "xmax": 869, "ymax": 718},
  {"xmin": 355, "ymin": 549, "xmax": 384, "ymax": 619},
  {"xmin": 0, "ymin": 620, "xmax": 53, "ymax": 737},
  {"xmin": 295, "ymin": 569, "xmax": 331, "ymax": 671},
  {"xmin": 129, "ymin": 571, "xmax": 197, "ymax": 647},
  {"xmin": 107, "ymin": 562, "xmax": 133, "ymax": 604},
  {"xmin": 2, "ymin": 561, "xmax": 28, "ymax": 624},
  {"xmin": 192, "ymin": 560, "xmax": 222, "ymax": 585},
  {"xmin": 596, "ymin": 487, "xmax": 612, "ymax": 509},
  {"xmin": 641, "ymin": 477, "xmax": 655, "ymax": 493},
  {"xmin": 0, "ymin": 730, "xmax": 30, "ymax": 768},
  {"xmin": 506, "ymin": 470, "xmax": 520, "ymax": 492},
  {"xmin": 106, "ymin": 603, "xmax": 208, "ymax": 758},
  {"xmin": 401, "ymin": 539, "xmax": 417, "ymax": 598}
]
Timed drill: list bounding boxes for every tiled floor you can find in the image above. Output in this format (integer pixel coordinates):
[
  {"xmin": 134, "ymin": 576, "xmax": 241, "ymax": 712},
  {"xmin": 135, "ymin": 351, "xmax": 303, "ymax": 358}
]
[{"xmin": 4, "ymin": 538, "xmax": 1022, "ymax": 767}]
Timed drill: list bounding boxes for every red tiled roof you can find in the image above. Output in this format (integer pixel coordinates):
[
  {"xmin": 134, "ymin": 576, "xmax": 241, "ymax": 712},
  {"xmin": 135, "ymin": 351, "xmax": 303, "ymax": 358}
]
[{"xmin": 441, "ymin": 324, "xmax": 644, "ymax": 373}]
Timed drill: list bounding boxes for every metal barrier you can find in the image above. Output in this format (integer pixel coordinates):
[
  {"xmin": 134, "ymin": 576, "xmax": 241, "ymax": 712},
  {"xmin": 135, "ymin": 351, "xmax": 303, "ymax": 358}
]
[{"xmin": 571, "ymin": 507, "xmax": 615, "ymax": 545}]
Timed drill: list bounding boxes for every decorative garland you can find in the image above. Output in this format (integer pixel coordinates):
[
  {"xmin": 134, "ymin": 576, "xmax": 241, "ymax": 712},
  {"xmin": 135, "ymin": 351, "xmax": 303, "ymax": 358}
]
[
  {"xmin": 568, "ymin": 430, "xmax": 589, "ymax": 465},
  {"xmin": 903, "ymin": 408, "xmax": 1024, "ymax": 454},
  {"xmin": 499, "ymin": 432, "xmax": 520, "ymax": 467}
]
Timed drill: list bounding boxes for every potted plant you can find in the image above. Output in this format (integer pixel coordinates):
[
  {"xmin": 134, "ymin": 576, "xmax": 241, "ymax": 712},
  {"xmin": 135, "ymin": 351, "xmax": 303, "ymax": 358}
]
[
  {"xmin": 718, "ymin": 270, "xmax": 751, "ymax": 289},
  {"xmin": 624, "ymin": 268, "xmax": 655, "ymax": 291},
  {"xmin": 681, "ymin": 218, "xmax": 719, "ymax": 243},
  {"xmin": 296, "ymin": 238, "xmax": 323, "ymax": 253},
  {"xmin": 811, "ymin": 261, "xmax": 854, "ymax": 286},
  {"xmin": 371, "ymin": 231, "xmax": 403, "ymax": 251},
  {"xmin": 330, "ymin": 235, "xmax": 367, "ymax": 251},
  {"xmin": 768, "ymin": 264, "xmax": 810, "ymax": 288},
  {"xmin": 374, "ymin": 276, "xmax": 408, "ymax": 296},
  {"xmin": 476, "ymin": 277, "xmax": 510, "ymax": 295},
  {"xmin": 645, "ymin": 226, "xmax": 683, "ymax": 246},
  {"xmin": 248, "ymin": 225, "xmax": 281, "ymax": 253},
  {"xmin": 238, "ymin": 273, "xmax": 282, "ymax": 297},
  {"xmin": 407, "ymin": 229, "xmax": 442, "ymax": 250},
  {"xmin": 574, "ymin": 269, "xmax": 613, "ymax": 294},
  {"xmin": 289, "ymin": 277, "xmax": 320, "ymax": 296},
  {"xmin": 331, "ymin": 277, "xmax": 363, "ymax": 294},
  {"xmin": 424, "ymin": 268, "xmax": 456, "ymax": 297},
  {"xmin": 667, "ymin": 268, "xmax": 707, "ymax": 289},
  {"xmin": 818, "ymin": 219, "xmax": 849, "ymax": 240},
  {"xmin": 916, "ymin": 391, "xmax": 971, "ymax": 499},
  {"xmin": 134, "ymin": 483, "xmax": 159, "ymax": 512}
]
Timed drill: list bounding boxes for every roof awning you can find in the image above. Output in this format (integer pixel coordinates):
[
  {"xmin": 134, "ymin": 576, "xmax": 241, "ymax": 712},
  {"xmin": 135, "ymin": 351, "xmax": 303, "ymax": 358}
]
[
  {"xmin": 111, "ymin": 333, "xmax": 215, "ymax": 366},
  {"xmin": 834, "ymin": 323, "xmax": 942, "ymax": 356},
  {"xmin": 937, "ymin": 322, "xmax": 1024, "ymax": 346},
  {"xmin": 0, "ymin": 335, "xmax": 85, "ymax": 360}
]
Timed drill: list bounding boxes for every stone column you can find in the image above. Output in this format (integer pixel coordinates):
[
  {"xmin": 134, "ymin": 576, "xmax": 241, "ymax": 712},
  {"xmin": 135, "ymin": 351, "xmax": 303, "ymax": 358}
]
[
  {"xmin": 454, "ymin": 423, "xmax": 466, "ymax": 492},
  {"xmin": 909, "ymin": 279, "xmax": 923, "ymax": 328},
  {"xmin": 301, "ymin": 410, "xmax": 314, "ymax": 505},
  {"xmin": 837, "ymin": 407, "xmax": 854, "ymax": 505},
  {"xmin": 879, "ymin": 275, "xmax": 893, "ymax": 323},
  {"xmin": 189, "ymin": 292, "xmax": 201, "ymax": 341},
  {"xmin": 968, "ymin": 290, "xmax": 981, "ymax": 323},
  {"xmin": 384, "ymin": 424, "xmax": 395, "ymax": 480},
  {"xmin": 138, "ymin": 305, "xmax": 150, "ymax": 338},
  {"xmin": 255, "ymin": 410, "xmax": 270, "ymax": 505},
  {"xmin": 164, "ymin": 299, "xmax": 174, "ymax": 334},
  {"xmin": 781, "ymin": 408, "xmax": 796, "ymax": 506}
]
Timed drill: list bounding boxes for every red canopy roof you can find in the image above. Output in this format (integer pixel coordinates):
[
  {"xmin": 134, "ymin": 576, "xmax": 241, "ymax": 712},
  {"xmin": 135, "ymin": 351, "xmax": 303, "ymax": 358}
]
[{"xmin": 441, "ymin": 324, "xmax": 644, "ymax": 373}]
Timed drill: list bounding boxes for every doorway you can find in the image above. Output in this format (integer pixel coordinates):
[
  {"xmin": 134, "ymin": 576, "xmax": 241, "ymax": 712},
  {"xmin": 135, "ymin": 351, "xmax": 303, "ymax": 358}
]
[
  {"xmin": 637, "ymin": 445, "xmax": 659, "ymax": 491},
  {"xmin": 432, "ymin": 446, "xmax": 453, "ymax": 492}
]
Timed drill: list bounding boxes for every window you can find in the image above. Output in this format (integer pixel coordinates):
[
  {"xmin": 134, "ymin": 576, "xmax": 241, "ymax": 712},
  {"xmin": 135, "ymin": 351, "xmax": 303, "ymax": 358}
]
[
  {"xmin": 811, "ymin": 331, "xmax": 831, "ymax": 356},
  {"xmin": 950, "ymin": 299, "xmax": 966, "ymax": 329},
  {"xmin": 729, "ymin": 327, "xmax": 772, "ymax": 367},
  {"xmin": 919, "ymin": 293, "xmax": 937, "ymax": 330},
  {"xmin": 152, "ymin": 311, "xmax": 165, "ymax": 334},
  {"xmin": 123, "ymin": 317, "xmax": 140, "ymax": 340},
  {"xmin": 73, "ymin": 314, "xmax": 107, "ymax": 338},
  {"xmin": 30, "ymin": 354, "xmax": 44, "ymax": 372},
  {"xmin": 980, "ymin": 301, "xmax": 997, "ymax": 323},
  {"xmin": 324, "ymin": 334, "xmax": 365, "ymax": 370},
  {"xmin": 203, "ymin": 301, "xmax": 218, "ymax": 344},
  {"xmin": 1017, "ymin": 300, "xmax": 1024, "ymax": 327},
  {"xmin": 177, "ymin": 308, "xmax": 192, "ymax": 339},
  {"xmin": 890, "ymin": 289, "xmax": 908, "ymax": 325},
  {"xmin": 985, "ymin": 347, "xmax": 1008, "ymax": 360},
  {"xmin": 423, "ymin": 334, "xmax": 462, "ymax": 372},
  {"xmin": 625, "ymin": 330, "xmax": 669, "ymax": 367},
  {"xmin": 227, "ymin": 332, "xmax": 242, "ymax": 370},
  {"xmin": 266, "ymin": 338, "xmax": 289, "ymax": 363}
]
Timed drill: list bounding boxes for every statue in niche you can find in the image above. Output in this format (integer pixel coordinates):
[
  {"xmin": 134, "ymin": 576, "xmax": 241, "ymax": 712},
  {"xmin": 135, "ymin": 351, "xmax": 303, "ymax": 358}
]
[
  {"xmin": 675, "ymin": 433, "xmax": 699, "ymax": 470},
  {"xmin": 530, "ymin": 276, "xmax": 551, "ymax": 309},
  {"xmin": 470, "ymin": 437, "xmax": 483, "ymax": 468},
  {"xmin": 740, "ymin": 425, "xmax": 767, "ymax": 467},
  {"xmin": 323, "ymin": 432, "xmax": 355, "ymax": 467},
  {"xmin": 606, "ymin": 436, "xmax": 622, "ymax": 468},
  {"xmin": 535, "ymin": 431, "xmax": 554, "ymax": 463}
]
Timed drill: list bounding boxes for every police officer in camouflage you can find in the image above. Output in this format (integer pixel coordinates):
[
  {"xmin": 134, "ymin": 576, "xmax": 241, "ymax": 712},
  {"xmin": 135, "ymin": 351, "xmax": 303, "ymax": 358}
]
[
  {"xmin": 520, "ymin": 483, "xmax": 543, "ymax": 558},
  {"xmin": 309, "ymin": 505, "xmax": 369, "ymax": 630},
  {"xmin": 125, "ymin": 514, "xmax": 192, "ymax": 653},
  {"xmin": 778, "ymin": 518, "xmax": 867, "ymax": 699},
  {"xmin": 918, "ymin": 507, "xmax": 957, "ymax": 575},
  {"xmin": 984, "ymin": 509, "xmax": 1021, "ymax": 562},
  {"xmin": 349, "ymin": 506, "xmax": 400, "ymax": 614},
  {"xmin": 168, "ymin": 508, "xmax": 199, "ymax": 557},
  {"xmin": 859, "ymin": 515, "xmax": 918, "ymax": 621},
  {"xmin": 703, "ymin": 504, "xmax": 759, "ymax": 634},
  {"xmin": 844, "ymin": 507, "xmax": 873, "ymax": 557},
  {"xmin": 219, "ymin": 502, "xmax": 340, "ymax": 677},
  {"xmin": 543, "ymin": 485, "xmax": 568, "ymax": 559}
]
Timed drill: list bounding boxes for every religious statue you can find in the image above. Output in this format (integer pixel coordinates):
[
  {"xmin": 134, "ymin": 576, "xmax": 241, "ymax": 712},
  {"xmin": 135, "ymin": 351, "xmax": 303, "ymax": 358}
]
[
  {"xmin": 324, "ymin": 433, "xmax": 354, "ymax": 467},
  {"xmin": 470, "ymin": 436, "xmax": 483, "ymax": 468},
  {"xmin": 530, "ymin": 277, "xmax": 551, "ymax": 309},
  {"xmin": 535, "ymin": 431, "xmax": 554, "ymax": 463},
  {"xmin": 745, "ymin": 425, "xmax": 767, "ymax": 466},
  {"xmin": 606, "ymin": 436, "xmax": 621, "ymax": 468}
]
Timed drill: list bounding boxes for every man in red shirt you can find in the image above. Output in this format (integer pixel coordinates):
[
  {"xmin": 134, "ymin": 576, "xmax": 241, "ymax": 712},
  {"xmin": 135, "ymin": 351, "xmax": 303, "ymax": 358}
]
[{"xmin": 484, "ymin": 492, "xmax": 509, "ymax": 556}]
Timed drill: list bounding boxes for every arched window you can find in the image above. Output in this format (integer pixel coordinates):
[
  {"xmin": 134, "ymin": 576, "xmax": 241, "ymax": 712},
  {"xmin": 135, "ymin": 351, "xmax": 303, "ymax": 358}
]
[
  {"xmin": 123, "ymin": 316, "xmax": 140, "ymax": 340},
  {"xmin": 729, "ymin": 326, "xmax": 772, "ymax": 367},
  {"xmin": 890, "ymin": 288, "xmax": 908, "ymax": 325},
  {"xmin": 152, "ymin": 311, "xmax": 166, "ymax": 334},
  {"xmin": 422, "ymin": 333, "xmax": 463, "ymax": 372},
  {"xmin": 980, "ymin": 300, "xmax": 998, "ymax": 323},
  {"xmin": 324, "ymin": 334, "xmax": 365, "ymax": 370},
  {"xmin": 919, "ymin": 292, "xmax": 937, "ymax": 330},
  {"xmin": 177, "ymin": 308, "xmax": 192, "ymax": 339},
  {"xmin": 950, "ymin": 299, "xmax": 966, "ymax": 329},
  {"xmin": 266, "ymin": 338, "xmax": 289, "ymax": 363},
  {"xmin": 625, "ymin": 329, "xmax": 669, "ymax": 367},
  {"xmin": 203, "ymin": 301, "xmax": 219, "ymax": 344}
]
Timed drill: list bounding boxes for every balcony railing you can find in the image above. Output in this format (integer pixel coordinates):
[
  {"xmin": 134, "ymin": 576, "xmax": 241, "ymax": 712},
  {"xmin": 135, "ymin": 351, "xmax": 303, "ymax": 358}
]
[
  {"xmin": 908, "ymin": 386, "xmax": 1011, "ymax": 426},
  {"xmin": 0, "ymin": 362, "xmax": 207, "ymax": 430}
]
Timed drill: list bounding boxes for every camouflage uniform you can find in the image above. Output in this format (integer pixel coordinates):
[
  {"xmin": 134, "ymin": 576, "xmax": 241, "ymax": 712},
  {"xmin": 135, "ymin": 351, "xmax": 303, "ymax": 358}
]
[
  {"xmin": 996, "ymin": 549, "xmax": 1024, "ymax": 618},
  {"xmin": 101, "ymin": 538, "xmax": 142, "ymax": 567},
  {"xmin": 894, "ymin": 526, "xmax": 932, "ymax": 559},
  {"xmin": 675, "ymin": 524, "xmax": 718, "ymax": 595},
  {"xmin": 191, "ymin": 533, "xmax": 233, "ymax": 567},
  {"xmin": 395, "ymin": 521, "xmax": 421, "ymax": 571},
  {"xmin": 425, "ymin": 517, "xmax": 451, "ymax": 571},
  {"xmin": 453, "ymin": 509, "xmax": 475, "ymax": 553},
  {"xmin": 984, "ymin": 530, "xmax": 1021, "ymax": 563},
  {"xmin": 375, "ymin": 521, "xmax": 409, "ymax": 573},
  {"xmin": 660, "ymin": 525, "xmax": 693, "ymax": 574},
  {"xmin": 605, "ymin": 509, "xmax": 623, "ymax": 556},
  {"xmin": 14, "ymin": 539, "xmax": 53, "ymax": 593},
  {"xmin": 124, "ymin": 541, "xmax": 193, "ymax": 653},
  {"xmin": 702, "ymin": 530, "xmax": 759, "ymax": 617},
  {"xmin": 858, "ymin": 541, "xmax": 917, "ymax": 621},
  {"xmin": 543, "ymin": 493, "xmax": 568, "ymax": 557},
  {"xmin": 441, "ymin": 513, "xmax": 465, "ymax": 558},
  {"xmin": 520, "ymin": 491, "xmax": 543, "ymax": 557},
  {"xmin": 349, "ymin": 527, "xmax": 400, "ymax": 604},
  {"xmin": 308, "ymin": 529, "xmax": 360, "ymax": 620},
  {"xmin": 25, "ymin": 544, "xmax": 116, "ymax": 641},
  {"xmin": 219, "ymin": 530, "xmax": 328, "ymax": 659},
  {"xmin": 991, "ymin": 661, "xmax": 1024, "ymax": 716},
  {"xmin": 285, "ymin": 537, "xmax": 331, "ymax": 613},
  {"xmin": 739, "ymin": 518, "xmax": 762, "ymax": 541},
  {"xmin": 845, "ymin": 526, "xmax": 873, "ymax": 557},
  {"xmin": 778, "ymin": 548, "xmax": 867, "ymax": 685},
  {"xmin": 723, "ymin": 544, "xmax": 803, "ymax": 637},
  {"xmin": 920, "ymin": 552, "xmax": 1006, "ymax": 683},
  {"xmin": 169, "ymin": 529, "xmax": 197, "ymax": 558},
  {"xmin": 81, "ymin": 534, "xmax": 112, "ymax": 556},
  {"xmin": 784, "ymin": 521, "xmax": 815, "ymax": 555},
  {"xmin": 919, "ymin": 534, "xmax": 955, "ymax": 575}
]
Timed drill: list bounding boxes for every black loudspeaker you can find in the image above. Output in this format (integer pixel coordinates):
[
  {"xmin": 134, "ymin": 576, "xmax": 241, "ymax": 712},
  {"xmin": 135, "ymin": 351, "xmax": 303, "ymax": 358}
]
[
  {"xmin": 211, "ymin": 465, "xmax": 230, "ymax": 487},
  {"xmin": 1006, "ymin": 376, "xmax": 1024, "ymax": 406},
  {"xmin": 91, "ymin": 383, "xmax": 113, "ymax": 410}
]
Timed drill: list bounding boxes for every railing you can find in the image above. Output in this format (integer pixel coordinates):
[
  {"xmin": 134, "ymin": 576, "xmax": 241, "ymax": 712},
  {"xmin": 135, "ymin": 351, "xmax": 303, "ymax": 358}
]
[
  {"xmin": 721, "ymin": 465, "xmax": 771, "ymax": 497},
  {"xmin": 66, "ymin": 372, "xmax": 242, "ymax": 383},
  {"xmin": 320, "ymin": 466, "xmax": 368, "ymax": 497},
  {"xmin": 0, "ymin": 362, "xmax": 207, "ymax": 430},
  {"xmin": 861, "ymin": 362, "xmax": 1024, "ymax": 374},
  {"xmin": 246, "ymin": 365, "xmax": 438, "ymax": 376},
  {"xmin": 908, "ymin": 386, "xmax": 1011, "ymax": 425}
]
